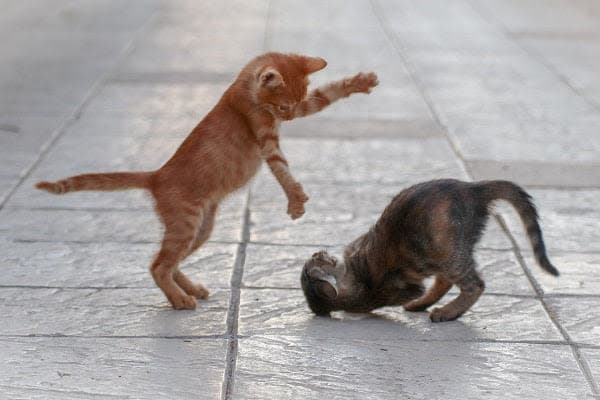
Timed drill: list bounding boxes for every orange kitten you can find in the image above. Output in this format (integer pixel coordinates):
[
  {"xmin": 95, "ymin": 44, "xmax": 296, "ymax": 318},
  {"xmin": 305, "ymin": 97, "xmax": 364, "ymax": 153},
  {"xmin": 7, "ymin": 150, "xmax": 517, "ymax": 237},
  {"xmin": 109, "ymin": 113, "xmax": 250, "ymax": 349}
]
[{"xmin": 36, "ymin": 52, "xmax": 379, "ymax": 309}]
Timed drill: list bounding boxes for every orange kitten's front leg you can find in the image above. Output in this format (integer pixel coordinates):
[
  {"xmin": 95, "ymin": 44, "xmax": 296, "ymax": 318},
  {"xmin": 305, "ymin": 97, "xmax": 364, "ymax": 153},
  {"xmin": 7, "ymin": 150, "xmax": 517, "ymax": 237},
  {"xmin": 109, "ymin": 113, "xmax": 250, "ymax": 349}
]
[
  {"xmin": 256, "ymin": 123, "xmax": 308, "ymax": 220},
  {"xmin": 294, "ymin": 72, "xmax": 379, "ymax": 118}
]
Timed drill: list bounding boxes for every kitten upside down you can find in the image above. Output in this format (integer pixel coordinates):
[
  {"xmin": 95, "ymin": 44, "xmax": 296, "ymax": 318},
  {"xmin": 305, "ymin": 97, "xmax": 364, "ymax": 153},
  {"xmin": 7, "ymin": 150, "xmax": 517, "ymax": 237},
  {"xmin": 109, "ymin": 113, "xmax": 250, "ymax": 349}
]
[
  {"xmin": 301, "ymin": 179, "xmax": 559, "ymax": 322},
  {"xmin": 36, "ymin": 52, "xmax": 378, "ymax": 310}
]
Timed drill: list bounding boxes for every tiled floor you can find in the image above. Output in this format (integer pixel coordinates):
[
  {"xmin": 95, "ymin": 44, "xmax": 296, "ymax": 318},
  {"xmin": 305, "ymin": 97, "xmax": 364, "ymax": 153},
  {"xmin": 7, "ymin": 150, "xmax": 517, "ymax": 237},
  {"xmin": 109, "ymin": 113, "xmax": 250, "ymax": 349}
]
[{"xmin": 1, "ymin": 1, "xmax": 599, "ymax": 399}]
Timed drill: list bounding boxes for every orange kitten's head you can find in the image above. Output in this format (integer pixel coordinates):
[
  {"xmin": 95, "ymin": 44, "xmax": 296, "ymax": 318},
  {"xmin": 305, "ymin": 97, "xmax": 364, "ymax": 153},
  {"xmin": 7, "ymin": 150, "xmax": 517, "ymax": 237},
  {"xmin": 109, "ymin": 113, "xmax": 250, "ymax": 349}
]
[{"xmin": 245, "ymin": 53, "xmax": 327, "ymax": 120}]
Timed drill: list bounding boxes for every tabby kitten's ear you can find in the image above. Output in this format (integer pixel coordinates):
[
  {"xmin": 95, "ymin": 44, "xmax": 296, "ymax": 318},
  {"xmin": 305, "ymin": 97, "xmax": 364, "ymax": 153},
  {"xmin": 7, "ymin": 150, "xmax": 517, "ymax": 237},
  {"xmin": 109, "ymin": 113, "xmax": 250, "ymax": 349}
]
[
  {"xmin": 258, "ymin": 67, "xmax": 284, "ymax": 89},
  {"xmin": 308, "ymin": 266, "xmax": 339, "ymax": 298},
  {"xmin": 302, "ymin": 56, "xmax": 327, "ymax": 74}
]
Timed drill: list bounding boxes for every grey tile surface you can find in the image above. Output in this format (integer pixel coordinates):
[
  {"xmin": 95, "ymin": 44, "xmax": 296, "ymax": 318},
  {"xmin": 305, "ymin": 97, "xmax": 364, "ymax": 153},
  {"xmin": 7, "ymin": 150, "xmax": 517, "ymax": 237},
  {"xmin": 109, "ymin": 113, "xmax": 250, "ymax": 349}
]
[
  {"xmin": 238, "ymin": 289, "xmax": 561, "ymax": 342},
  {"xmin": 234, "ymin": 336, "xmax": 590, "ymax": 400},
  {"xmin": 499, "ymin": 189, "xmax": 600, "ymax": 253},
  {"xmin": 0, "ymin": 240, "xmax": 237, "ymax": 289},
  {"xmin": 2, "ymin": 0, "xmax": 600, "ymax": 398},
  {"xmin": 545, "ymin": 297, "xmax": 600, "ymax": 346},
  {"xmin": 0, "ymin": 287, "xmax": 228, "ymax": 337},
  {"xmin": 524, "ymin": 251, "xmax": 600, "ymax": 295},
  {"xmin": 0, "ymin": 337, "xmax": 226, "ymax": 400}
]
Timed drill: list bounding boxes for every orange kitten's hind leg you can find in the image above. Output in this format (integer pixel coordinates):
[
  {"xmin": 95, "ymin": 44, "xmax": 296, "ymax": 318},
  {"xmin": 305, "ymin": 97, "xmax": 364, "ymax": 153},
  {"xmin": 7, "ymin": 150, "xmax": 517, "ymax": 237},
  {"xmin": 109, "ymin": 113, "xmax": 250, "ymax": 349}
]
[
  {"xmin": 151, "ymin": 201, "xmax": 204, "ymax": 310},
  {"xmin": 173, "ymin": 203, "xmax": 218, "ymax": 299}
]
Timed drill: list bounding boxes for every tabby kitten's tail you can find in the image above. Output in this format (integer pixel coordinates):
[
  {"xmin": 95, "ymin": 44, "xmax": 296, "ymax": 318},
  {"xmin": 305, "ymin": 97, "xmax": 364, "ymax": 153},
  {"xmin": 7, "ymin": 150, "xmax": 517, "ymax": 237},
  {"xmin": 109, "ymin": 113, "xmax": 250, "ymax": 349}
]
[
  {"xmin": 478, "ymin": 180, "xmax": 559, "ymax": 276},
  {"xmin": 36, "ymin": 171, "xmax": 153, "ymax": 194}
]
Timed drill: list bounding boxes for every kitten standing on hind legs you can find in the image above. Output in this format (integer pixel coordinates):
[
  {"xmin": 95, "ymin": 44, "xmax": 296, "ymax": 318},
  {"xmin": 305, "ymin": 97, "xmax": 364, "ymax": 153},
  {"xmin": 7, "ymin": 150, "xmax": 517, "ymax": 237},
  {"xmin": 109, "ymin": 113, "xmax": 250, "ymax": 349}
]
[{"xmin": 36, "ymin": 52, "xmax": 379, "ymax": 310}]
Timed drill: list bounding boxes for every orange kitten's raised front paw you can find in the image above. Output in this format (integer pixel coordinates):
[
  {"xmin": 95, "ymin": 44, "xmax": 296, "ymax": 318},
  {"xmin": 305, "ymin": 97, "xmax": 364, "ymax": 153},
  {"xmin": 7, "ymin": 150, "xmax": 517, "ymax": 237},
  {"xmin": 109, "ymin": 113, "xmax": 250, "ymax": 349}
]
[
  {"xmin": 344, "ymin": 72, "xmax": 379, "ymax": 95},
  {"xmin": 287, "ymin": 184, "xmax": 309, "ymax": 220},
  {"xmin": 288, "ymin": 201, "xmax": 306, "ymax": 220}
]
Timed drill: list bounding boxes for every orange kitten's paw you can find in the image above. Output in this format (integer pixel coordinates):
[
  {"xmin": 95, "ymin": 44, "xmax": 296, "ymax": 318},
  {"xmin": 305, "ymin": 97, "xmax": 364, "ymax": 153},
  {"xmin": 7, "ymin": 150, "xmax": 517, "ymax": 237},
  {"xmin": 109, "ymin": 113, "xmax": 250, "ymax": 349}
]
[
  {"xmin": 344, "ymin": 72, "xmax": 379, "ymax": 95},
  {"xmin": 171, "ymin": 294, "xmax": 197, "ymax": 310},
  {"xmin": 288, "ymin": 201, "xmax": 306, "ymax": 220},
  {"xmin": 287, "ymin": 184, "xmax": 309, "ymax": 220},
  {"xmin": 191, "ymin": 284, "xmax": 209, "ymax": 299}
]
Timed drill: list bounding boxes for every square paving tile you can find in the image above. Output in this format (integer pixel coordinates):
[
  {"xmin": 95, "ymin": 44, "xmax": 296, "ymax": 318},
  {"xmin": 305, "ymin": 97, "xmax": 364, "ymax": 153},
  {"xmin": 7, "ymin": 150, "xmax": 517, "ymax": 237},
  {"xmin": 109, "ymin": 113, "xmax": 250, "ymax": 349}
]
[
  {"xmin": 0, "ymin": 337, "xmax": 226, "ymax": 400},
  {"xmin": 579, "ymin": 348, "xmax": 600, "ymax": 397},
  {"xmin": 234, "ymin": 336, "xmax": 588, "ymax": 400},
  {"xmin": 79, "ymin": 82, "xmax": 226, "ymax": 119},
  {"xmin": 0, "ymin": 208, "xmax": 243, "ymax": 243},
  {"xmin": 523, "ymin": 251, "xmax": 600, "ymax": 295},
  {"xmin": 498, "ymin": 189, "xmax": 600, "ymax": 253},
  {"xmin": 238, "ymin": 289, "xmax": 561, "ymax": 342},
  {"xmin": 545, "ymin": 296, "xmax": 600, "ymax": 346},
  {"xmin": 253, "ymin": 137, "xmax": 467, "ymax": 185},
  {"xmin": 0, "ymin": 288, "xmax": 228, "ymax": 337},
  {"xmin": 0, "ymin": 240, "xmax": 237, "ymax": 289}
]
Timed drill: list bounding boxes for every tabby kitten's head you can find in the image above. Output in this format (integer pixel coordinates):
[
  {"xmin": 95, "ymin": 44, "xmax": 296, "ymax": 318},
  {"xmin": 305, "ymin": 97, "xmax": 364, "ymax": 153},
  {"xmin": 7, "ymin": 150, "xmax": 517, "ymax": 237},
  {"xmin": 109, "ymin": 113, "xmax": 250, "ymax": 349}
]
[
  {"xmin": 248, "ymin": 53, "xmax": 327, "ymax": 120},
  {"xmin": 301, "ymin": 251, "xmax": 345, "ymax": 315},
  {"xmin": 301, "ymin": 250, "xmax": 424, "ymax": 316}
]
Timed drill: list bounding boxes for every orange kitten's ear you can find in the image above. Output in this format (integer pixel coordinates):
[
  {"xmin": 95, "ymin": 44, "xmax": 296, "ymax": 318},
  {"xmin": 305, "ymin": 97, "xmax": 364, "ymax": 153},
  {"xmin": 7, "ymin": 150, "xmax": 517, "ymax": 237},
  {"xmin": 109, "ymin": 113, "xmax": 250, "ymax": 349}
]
[
  {"xmin": 303, "ymin": 56, "xmax": 327, "ymax": 74},
  {"xmin": 258, "ymin": 67, "xmax": 284, "ymax": 89}
]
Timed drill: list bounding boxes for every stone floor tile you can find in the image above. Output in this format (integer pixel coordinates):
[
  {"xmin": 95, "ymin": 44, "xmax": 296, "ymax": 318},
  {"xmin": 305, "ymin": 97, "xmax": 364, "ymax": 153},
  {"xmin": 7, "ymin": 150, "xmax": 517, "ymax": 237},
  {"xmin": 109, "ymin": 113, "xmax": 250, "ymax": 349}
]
[
  {"xmin": 498, "ymin": 189, "xmax": 600, "ymax": 253},
  {"xmin": 579, "ymin": 348, "xmax": 600, "ymax": 396},
  {"xmin": 447, "ymin": 118, "xmax": 600, "ymax": 164},
  {"xmin": 119, "ymin": 1, "xmax": 267, "ymax": 76},
  {"xmin": 473, "ymin": 0, "xmax": 600, "ymax": 35},
  {"xmin": 79, "ymin": 82, "xmax": 226, "ymax": 119},
  {"xmin": 234, "ymin": 336, "xmax": 588, "ymax": 400},
  {"xmin": 0, "ymin": 208, "xmax": 243, "ymax": 243},
  {"xmin": 0, "ymin": 336, "xmax": 226, "ymax": 400},
  {"xmin": 0, "ymin": 177, "xmax": 17, "ymax": 205},
  {"xmin": 255, "ymin": 137, "xmax": 467, "ymax": 185},
  {"xmin": 468, "ymin": 160, "xmax": 600, "ymax": 188},
  {"xmin": 281, "ymin": 118, "xmax": 445, "ymax": 139},
  {"xmin": 64, "ymin": 114, "xmax": 200, "ymax": 139},
  {"xmin": 0, "ymin": 288, "xmax": 228, "ymax": 337},
  {"xmin": 523, "ymin": 251, "xmax": 600, "ymax": 295},
  {"xmin": 0, "ymin": 116, "xmax": 64, "ymax": 177},
  {"xmin": 0, "ymin": 240, "xmax": 236, "ymax": 289},
  {"xmin": 238, "ymin": 289, "xmax": 561, "ymax": 342},
  {"xmin": 243, "ymin": 244, "xmax": 533, "ymax": 295},
  {"xmin": 545, "ymin": 297, "xmax": 600, "ymax": 346}
]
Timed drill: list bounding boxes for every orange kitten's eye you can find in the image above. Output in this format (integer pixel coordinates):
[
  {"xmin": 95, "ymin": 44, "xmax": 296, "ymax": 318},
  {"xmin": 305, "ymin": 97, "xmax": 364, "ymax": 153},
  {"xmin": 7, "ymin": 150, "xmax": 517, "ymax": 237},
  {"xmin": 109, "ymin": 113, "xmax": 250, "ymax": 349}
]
[{"xmin": 278, "ymin": 105, "xmax": 290, "ymax": 112}]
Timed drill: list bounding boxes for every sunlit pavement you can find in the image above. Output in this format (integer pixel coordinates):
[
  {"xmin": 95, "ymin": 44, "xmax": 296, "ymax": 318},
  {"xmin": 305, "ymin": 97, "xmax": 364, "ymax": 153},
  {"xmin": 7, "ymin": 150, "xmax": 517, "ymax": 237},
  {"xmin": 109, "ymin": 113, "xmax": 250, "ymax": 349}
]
[{"xmin": 1, "ymin": 1, "xmax": 599, "ymax": 399}]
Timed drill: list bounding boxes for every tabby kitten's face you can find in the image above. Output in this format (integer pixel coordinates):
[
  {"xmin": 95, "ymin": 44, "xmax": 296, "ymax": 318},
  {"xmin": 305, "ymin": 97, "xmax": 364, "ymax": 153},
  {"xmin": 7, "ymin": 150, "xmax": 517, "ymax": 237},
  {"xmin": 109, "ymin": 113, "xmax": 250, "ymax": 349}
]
[
  {"xmin": 301, "ymin": 250, "xmax": 352, "ymax": 315},
  {"xmin": 254, "ymin": 55, "xmax": 327, "ymax": 120},
  {"xmin": 301, "ymin": 250, "xmax": 424, "ymax": 316}
]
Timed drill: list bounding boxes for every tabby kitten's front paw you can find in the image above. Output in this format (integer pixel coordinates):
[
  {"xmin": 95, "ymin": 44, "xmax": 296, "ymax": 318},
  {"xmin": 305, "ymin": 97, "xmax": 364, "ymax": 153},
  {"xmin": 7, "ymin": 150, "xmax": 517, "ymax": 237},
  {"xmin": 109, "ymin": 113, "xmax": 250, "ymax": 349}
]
[
  {"xmin": 287, "ymin": 184, "xmax": 309, "ymax": 220},
  {"xmin": 429, "ymin": 307, "xmax": 460, "ymax": 322},
  {"xmin": 344, "ymin": 72, "xmax": 379, "ymax": 95}
]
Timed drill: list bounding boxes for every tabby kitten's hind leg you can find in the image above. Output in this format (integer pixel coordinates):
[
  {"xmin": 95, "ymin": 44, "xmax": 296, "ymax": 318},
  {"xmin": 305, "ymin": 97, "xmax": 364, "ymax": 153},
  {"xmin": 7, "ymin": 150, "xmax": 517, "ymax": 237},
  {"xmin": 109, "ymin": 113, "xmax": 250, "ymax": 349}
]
[
  {"xmin": 429, "ymin": 264, "xmax": 485, "ymax": 322},
  {"xmin": 403, "ymin": 275, "xmax": 452, "ymax": 312},
  {"xmin": 174, "ymin": 203, "xmax": 218, "ymax": 300}
]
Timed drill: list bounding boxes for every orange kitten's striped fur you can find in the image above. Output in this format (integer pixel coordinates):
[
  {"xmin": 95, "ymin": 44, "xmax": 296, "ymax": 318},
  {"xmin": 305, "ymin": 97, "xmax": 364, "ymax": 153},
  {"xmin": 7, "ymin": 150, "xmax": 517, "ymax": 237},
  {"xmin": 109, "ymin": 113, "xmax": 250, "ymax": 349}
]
[{"xmin": 36, "ymin": 52, "xmax": 379, "ymax": 309}]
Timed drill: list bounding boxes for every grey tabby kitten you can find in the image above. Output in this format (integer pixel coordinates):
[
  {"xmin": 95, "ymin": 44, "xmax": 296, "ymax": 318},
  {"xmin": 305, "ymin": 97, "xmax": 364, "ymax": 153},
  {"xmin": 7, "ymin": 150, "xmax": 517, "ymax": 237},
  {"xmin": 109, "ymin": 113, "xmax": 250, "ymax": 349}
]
[{"xmin": 301, "ymin": 179, "xmax": 558, "ymax": 322}]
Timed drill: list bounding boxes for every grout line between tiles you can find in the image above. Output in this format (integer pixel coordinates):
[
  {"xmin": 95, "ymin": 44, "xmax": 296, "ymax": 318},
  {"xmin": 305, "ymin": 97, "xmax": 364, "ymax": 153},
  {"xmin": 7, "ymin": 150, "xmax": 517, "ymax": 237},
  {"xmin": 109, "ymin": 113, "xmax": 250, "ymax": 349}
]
[{"xmin": 221, "ymin": 187, "xmax": 252, "ymax": 400}]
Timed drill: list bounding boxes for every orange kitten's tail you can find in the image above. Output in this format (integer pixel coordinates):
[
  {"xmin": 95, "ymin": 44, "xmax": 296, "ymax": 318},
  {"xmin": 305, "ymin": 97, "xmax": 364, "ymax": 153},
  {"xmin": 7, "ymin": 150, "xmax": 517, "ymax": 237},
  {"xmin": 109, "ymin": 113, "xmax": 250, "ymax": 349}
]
[{"xmin": 35, "ymin": 171, "xmax": 153, "ymax": 194}]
